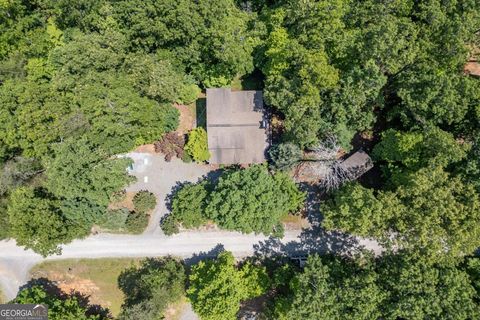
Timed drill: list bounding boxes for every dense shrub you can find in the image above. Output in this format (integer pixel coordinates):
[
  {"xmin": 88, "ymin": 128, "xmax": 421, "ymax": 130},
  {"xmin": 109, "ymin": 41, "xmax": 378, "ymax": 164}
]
[
  {"xmin": 125, "ymin": 212, "xmax": 149, "ymax": 234},
  {"xmin": 97, "ymin": 208, "xmax": 130, "ymax": 231},
  {"xmin": 268, "ymin": 143, "xmax": 303, "ymax": 170},
  {"xmin": 133, "ymin": 190, "xmax": 157, "ymax": 213},
  {"xmin": 185, "ymin": 128, "xmax": 210, "ymax": 162},
  {"xmin": 160, "ymin": 214, "xmax": 179, "ymax": 236},
  {"xmin": 154, "ymin": 132, "xmax": 185, "ymax": 162}
]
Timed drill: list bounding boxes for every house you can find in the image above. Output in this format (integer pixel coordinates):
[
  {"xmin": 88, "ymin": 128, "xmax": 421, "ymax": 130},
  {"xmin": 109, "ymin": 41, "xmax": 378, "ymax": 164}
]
[{"xmin": 206, "ymin": 88, "xmax": 268, "ymax": 164}]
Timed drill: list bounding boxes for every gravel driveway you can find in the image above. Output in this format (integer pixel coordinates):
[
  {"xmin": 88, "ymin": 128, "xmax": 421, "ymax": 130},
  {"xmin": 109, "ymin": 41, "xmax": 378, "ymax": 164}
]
[{"xmin": 125, "ymin": 152, "xmax": 212, "ymax": 234}]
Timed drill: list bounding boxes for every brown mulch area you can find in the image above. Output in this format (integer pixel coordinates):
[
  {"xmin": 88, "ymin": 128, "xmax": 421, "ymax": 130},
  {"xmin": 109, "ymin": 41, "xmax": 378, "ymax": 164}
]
[
  {"xmin": 108, "ymin": 191, "xmax": 136, "ymax": 211},
  {"xmin": 133, "ymin": 144, "xmax": 156, "ymax": 154},
  {"xmin": 174, "ymin": 103, "xmax": 195, "ymax": 135}
]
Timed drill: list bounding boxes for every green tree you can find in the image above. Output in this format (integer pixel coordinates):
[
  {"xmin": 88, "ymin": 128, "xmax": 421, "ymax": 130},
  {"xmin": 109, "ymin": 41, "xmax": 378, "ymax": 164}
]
[
  {"xmin": 372, "ymin": 127, "xmax": 469, "ymax": 182},
  {"xmin": 112, "ymin": 0, "xmax": 255, "ymax": 84},
  {"xmin": 118, "ymin": 257, "xmax": 186, "ymax": 319},
  {"xmin": 187, "ymin": 251, "xmax": 270, "ymax": 320},
  {"xmin": 132, "ymin": 190, "xmax": 156, "ymax": 213},
  {"xmin": 185, "ymin": 128, "xmax": 210, "ymax": 162},
  {"xmin": 124, "ymin": 52, "xmax": 199, "ymax": 104},
  {"xmin": 206, "ymin": 165, "xmax": 305, "ymax": 235},
  {"xmin": 7, "ymin": 187, "xmax": 82, "ymax": 256},
  {"xmin": 268, "ymin": 142, "xmax": 302, "ymax": 170},
  {"xmin": 13, "ymin": 285, "xmax": 104, "ymax": 320},
  {"xmin": 273, "ymin": 254, "xmax": 384, "ymax": 320},
  {"xmin": 45, "ymin": 138, "xmax": 134, "ymax": 207},
  {"xmin": 322, "ymin": 167, "xmax": 480, "ymax": 261},
  {"xmin": 378, "ymin": 253, "xmax": 480, "ymax": 319},
  {"xmin": 166, "ymin": 181, "xmax": 209, "ymax": 231}
]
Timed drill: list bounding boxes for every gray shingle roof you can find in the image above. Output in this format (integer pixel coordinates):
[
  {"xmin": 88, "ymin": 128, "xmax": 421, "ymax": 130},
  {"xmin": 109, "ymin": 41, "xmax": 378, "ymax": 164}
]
[{"xmin": 206, "ymin": 88, "xmax": 268, "ymax": 164}]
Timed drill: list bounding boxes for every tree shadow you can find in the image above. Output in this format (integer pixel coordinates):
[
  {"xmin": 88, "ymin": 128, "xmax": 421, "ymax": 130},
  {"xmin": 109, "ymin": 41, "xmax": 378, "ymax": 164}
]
[
  {"xmin": 18, "ymin": 278, "xmax": 112, "ymax": 318},
  {"xmin": 183, "ymin": 243, "xmax": 225, "ymax": 266},
  {"xmin": 164, "ymin": 181, "xmax": 192, "ymax": 213},
  {"xmin": 195, "ymin": 98, "xmax": 207, "ymax": 129},
  {"xmin": 251, "ymin": 183, "xmax": 368, "ymax": 264}
]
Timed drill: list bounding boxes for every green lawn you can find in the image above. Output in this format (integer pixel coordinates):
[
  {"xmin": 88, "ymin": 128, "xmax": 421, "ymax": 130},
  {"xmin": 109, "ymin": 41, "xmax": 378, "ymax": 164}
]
[{"xmin": 30, "ymin": 258, "xmax": 143, "ymax": 316}]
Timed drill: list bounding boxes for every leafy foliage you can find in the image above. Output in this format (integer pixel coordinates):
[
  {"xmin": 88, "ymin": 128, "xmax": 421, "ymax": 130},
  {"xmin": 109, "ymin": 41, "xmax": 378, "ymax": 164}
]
[
  {"xmin": 372, "ymin": 127, "xmax": 469, "ymax": 182},
  {"xmin": 45, "ymin": 138, "xmax": 134, "ymax": 206},
  {"xmin": 164, "ymin": 165, "xmax": 305, "ymax": 235},
  {"xmin": 165, "ymin": 182, "xmax": 209, "ymax": 231},
  {"xmin": 185, "ymin": 128, "xmax": 210, "ymax": 162},
  {"xmin": 187, "ymin": 251, "xmax": 270, "ymax": 320},
  {"xmin": 205, "ymin": 165, "xmax": 305, "ymax": 235},
  {"xmin": 322, "ymin": 168, "xmax": 480, "ymax": 262},
  {"xmin": 132, "ymin": 190, "xmax": 156, "ymax": 213},
  {"xmin": 13, "ymin": 284, "xmax": 106, "ymax": 320},
  {"xmin": 273, "ymin": 254, "xmax": 383, "ymax": 320},
  {"xmin": 118, "ymin": 257, "xmax": 186, "ymax": 320},
  {"xmin": 154, "ymin": 132, "xmax": 185, "ymax": 161},
  {"xmin": 124, "ymin": 212, "xmax": 149, "ymax": 234},
  {"xmin": 7, "ymin": 187, "xmax": 84, "ymax": 256},
  {"xmin": 378, "ymin": 253, "xmax": 479, "ymax": 319},
  {"xmin": 268, "ymin": 142, "xmax": 302, "ymax": 170}
]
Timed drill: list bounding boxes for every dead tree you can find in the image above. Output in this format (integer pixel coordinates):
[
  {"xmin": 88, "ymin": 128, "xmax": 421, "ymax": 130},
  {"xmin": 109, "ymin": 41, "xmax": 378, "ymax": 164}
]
[{"xmin": 320, "ymin": 162, "xmax": 358, "ymax": 191}]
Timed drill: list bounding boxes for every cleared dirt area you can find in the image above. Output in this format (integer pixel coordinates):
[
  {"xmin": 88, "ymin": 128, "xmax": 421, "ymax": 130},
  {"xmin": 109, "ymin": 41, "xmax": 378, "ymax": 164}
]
[
  {"xmin": 174, "ymin": 103, "xmax": 196, "ymax": 135},
  {"xmin": 30, "ymin": 258, "xmax": 142, "ymax": 316},
  {"xmin": 108, "ymin": 191, "xmax": 136, "ymax": 211},
  {"xmin": 29, "ymin": 258, "xmax": 196, "ymax": 319}
]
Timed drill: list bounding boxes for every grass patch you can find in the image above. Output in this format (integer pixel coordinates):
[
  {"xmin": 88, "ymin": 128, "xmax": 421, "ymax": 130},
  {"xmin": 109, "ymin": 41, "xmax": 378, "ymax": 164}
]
[{"xmin": 30, "ymin": 258, "xmax": 143, "ymax": 317}]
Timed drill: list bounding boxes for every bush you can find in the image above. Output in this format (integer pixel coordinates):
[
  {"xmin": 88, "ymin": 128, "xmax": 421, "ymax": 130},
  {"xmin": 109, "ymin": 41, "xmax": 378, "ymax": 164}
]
[
  {"xmin": 185, "ymin": 128, "xmax": 210, "ymax": 162},
  {"xmin": 97, "ymin": 208, "xmax": 129, "ymax": 231},
  {"xmin": 181, "ymin": 152, "xmax": 193, "ymax": 163},
  {"xmin": 133, "ymin": 191, "xmax": 157, "ymax": 213},
  {"xmin": 154, "ymin": 132, "xmax": 185, "ymax": 162},
  {"xmin": 268, "ymin": 143, "xmax": 302, "ymax": 170},
  {"xmin": 125, "ymin": 212, "xmax": 149, "ymax": 234},
  {"xmin": 178, "ymin": 83, "xmax": 200, "ymax": 105},
  {"xmin": 160, "ymin": 215, "xmax": 179, "ymax": 236}
]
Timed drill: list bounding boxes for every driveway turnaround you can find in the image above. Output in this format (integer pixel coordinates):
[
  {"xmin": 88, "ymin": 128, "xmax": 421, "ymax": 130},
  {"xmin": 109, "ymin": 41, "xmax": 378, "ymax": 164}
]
[{"xmin": 125, "ymin": 152, "xmax": 212, "ymax": 234}]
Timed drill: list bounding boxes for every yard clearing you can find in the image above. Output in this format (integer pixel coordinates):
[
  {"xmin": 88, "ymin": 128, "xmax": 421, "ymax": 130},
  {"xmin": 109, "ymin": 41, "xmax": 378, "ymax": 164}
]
[
  {"xmin": 29, "ymin": 258, "xmax": 141, "ymax": 316},
  {"xmin": 29, "ymin": 258, "xmax": 193, "ymax": 319}
]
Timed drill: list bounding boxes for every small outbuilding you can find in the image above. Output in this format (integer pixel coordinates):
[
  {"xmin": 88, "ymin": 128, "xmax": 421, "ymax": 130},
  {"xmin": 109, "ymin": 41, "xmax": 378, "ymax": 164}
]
[{"xmin": 206, "ymin": 88, "xmax": 268, "ymax": 164}]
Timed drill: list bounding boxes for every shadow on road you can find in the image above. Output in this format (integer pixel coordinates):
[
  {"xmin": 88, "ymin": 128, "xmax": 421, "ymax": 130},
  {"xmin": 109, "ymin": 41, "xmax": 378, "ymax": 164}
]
[{"xmin": 183, "ymin": 244, "xmax": 225, "ymax": 266}]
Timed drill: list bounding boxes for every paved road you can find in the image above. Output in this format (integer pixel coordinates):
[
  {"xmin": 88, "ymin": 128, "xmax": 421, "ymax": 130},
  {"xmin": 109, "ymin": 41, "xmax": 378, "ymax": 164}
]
[
  {"xmin": 0, "ymin": 230, "xmax": 381, "ymax": 301},
  {"xmin": 0, "ymin": 230, "xmax": 303, "ymax": 300}
]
